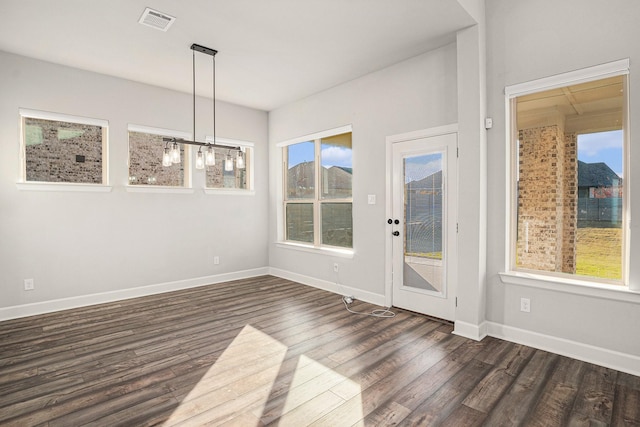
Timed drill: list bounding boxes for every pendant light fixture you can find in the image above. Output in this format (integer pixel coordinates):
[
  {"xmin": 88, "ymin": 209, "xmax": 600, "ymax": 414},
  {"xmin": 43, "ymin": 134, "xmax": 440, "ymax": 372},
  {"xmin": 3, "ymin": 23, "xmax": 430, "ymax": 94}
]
[{"xmin": 162, "ymin": 43, "xmax": 242, "ymax": 168}]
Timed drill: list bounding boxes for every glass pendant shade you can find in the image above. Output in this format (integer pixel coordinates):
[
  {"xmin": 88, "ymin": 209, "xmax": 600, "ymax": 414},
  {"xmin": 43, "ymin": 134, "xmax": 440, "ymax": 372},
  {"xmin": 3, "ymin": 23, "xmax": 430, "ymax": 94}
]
[
  {"xmin": 195, "ymin": 149, "xmax": 205, "ymax": 169},
  {"xmin": 171, "ymin": 142, "xmax": 180, "ymax": 164},
  {"xmin": 236, "ymin": 150, "xmax": 245, "ymax": 169},
  {"xmin": 205, "ymin": 145, "xmax": 215, "ymax": 166},
  {"xmin": 225, "ymin": 154, "xmax": 233, "ymax": 171},
  {"xmin": 162, "ymin": 147, "xmax": 172, "ymax": 167}
]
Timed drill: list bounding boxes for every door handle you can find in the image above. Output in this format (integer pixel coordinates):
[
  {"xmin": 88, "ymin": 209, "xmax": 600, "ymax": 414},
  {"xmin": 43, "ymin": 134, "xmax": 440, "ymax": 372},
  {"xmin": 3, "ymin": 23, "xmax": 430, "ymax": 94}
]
[{"xmin": 392, "ymin": 231, "xmax": 400, "ymax": 236}]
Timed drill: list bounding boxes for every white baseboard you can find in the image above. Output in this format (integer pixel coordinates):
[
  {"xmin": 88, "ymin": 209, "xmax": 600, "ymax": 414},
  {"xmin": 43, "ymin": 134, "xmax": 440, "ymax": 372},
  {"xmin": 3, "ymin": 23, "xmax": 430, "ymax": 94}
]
[
  {"xmin": 0, "ymin": 267, "xmax": 270, "ymax": 321},
  {"xmin": 453, "ymin": 320, "xmax": 488, "ymax": 341},
  {"xmin": 486, "ymin": 321, "xmax": 640, "ymax": 377},
  {"xmin": 268, "ymin": 267, "xmax": 387, "ymax": 307}
]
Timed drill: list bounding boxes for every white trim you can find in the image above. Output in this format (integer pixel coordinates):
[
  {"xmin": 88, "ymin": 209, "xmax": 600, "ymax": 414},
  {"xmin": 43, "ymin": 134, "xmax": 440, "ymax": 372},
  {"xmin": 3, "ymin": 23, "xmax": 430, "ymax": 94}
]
[
  {"xmin": 0, "ymin": 267, "xmax": 269, "ymax": 322},
  {"xmin": 20, "ymin": 108, "xmax": 109, "ymax": 127},
  {"xmin": 16, "ymin": 182, "xmax": 113, "ymax": 192},
  {"xmin": 384, "ymin": 123, "xmax": 459, "ymax": 309},
  {"xmin": 386, "ymin": 123, "xmax": 458, "ymax": 144},
  {"xmin": 275, "ymin": 242, "xmax": 354, "ymax": 259},
  {"xmin": 125, "ymin": 185, "xmax": 194, "ymax": 194},
  {"xmin": 499, "ymin": 271, "xmax": 640, "ymax": 304},
  {"xmin": 505, "ymin": 58, "xmax": 630, "ymax": 98},
  {"xmin": 453, "ymin": 320, "xmax": 488, "ymax": 341},
  {"xmin": 269, "ymin": 267, "xmax": 386, "ymax": 307},
  {"xmin": 276, "ymin": 124, "xmax": 353, "ymax": 148},
  {"xmin": 486, "ymin": 321, "xmax": 640, "ymax": 377},
  {"xmin": 128, "ymin": 124, "xmax": 191, "ymax": 140}
]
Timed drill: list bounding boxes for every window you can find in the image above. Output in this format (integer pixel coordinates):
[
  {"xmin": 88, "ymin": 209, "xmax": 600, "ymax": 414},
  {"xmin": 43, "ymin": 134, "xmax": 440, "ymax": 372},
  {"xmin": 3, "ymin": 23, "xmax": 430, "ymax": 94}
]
[
  {"xmin": 20, "ymin": 109, "xmax": 108, "ymax": 184},
  {"xmin": 507, "ymin": 61, "xmax": 628, "ymax": 285},
  {"xmin": 204, "ymin": 138, "xmax": 253, "ymax": 191},
  {"xmin": 128, "ymin": 125, "xmax": 189, "ymax": 187},
  {"xmin": 283, "ymin": 129, "xmax": 353, "ymax": 249}
]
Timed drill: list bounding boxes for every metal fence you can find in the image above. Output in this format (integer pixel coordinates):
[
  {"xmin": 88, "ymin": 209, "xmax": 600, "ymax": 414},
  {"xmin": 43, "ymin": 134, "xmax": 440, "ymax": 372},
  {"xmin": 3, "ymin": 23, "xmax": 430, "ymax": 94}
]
[{"xmin": 577, "ymin": 197, "xmax": 622, "ymax": 223}]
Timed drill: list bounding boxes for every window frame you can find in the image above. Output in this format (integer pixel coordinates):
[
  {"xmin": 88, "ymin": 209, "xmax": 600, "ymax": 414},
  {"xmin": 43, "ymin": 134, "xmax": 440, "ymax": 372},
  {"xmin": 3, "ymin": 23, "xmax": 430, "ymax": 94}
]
[
  {"xmin": 18, "ymin": 108, "xmax": 111, "ymax": 191},
  {"xmin": 126, "ymin": 124, "xmax": 193, "ymax": 193},
  {"xmin": 277, "ymin": 125, "xmax": 353, "ymax": 253},
  {"xmin": 503, "ymin": 59, "xmax": 630, "ymax": 288}
]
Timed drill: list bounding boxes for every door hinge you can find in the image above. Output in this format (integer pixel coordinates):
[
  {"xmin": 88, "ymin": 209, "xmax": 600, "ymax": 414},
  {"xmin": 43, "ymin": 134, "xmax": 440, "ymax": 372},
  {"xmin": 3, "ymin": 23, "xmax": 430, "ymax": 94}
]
[
  {"xmin": 455, "ymin": 297, "xmax": 458, "ymax": 307},
  {"xmin": 456, "ymin": 223, "xmax": 459, "ymax": 233},
  {"xmin": 456, "ymin": 147, "xmax": 459, "ymax": 158}
]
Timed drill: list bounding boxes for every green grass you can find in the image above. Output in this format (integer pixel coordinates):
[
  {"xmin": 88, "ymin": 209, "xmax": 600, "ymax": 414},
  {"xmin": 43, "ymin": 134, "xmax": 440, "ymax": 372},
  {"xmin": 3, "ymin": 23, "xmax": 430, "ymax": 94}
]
[{"xmin": 576, "ymin": 227, "xmax": 622, "ymax": 280}]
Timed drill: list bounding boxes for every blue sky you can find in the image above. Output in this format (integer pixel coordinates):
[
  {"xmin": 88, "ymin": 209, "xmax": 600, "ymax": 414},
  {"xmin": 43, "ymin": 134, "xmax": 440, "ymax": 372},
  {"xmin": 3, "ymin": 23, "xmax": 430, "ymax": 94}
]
[
  {"xmin": 288, "ymin": 141, "xmax": 352, "ymax": 169},
  {"xmin": 578, "ymin": 130, "xmax": 623, "ymax": 177}
]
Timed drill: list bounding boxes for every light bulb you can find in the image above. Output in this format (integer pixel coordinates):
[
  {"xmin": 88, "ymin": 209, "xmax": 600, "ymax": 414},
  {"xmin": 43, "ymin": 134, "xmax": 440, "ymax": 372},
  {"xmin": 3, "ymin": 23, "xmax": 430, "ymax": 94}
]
[
  {"xmin": 225, "ymin": 155, "xmax": 233, "ymax": 171},
  {"xmin": 171, "ymin": 142, "xmax": 180, "ymax": 164},
  {"xmin": 162, "ymin": 147, "xmax": 172, "ymax": 167},
  {"xmin": 205, "ymin": 145, "xmax": 215, "ymax": 166},
  {"xmin": 195, "ymin": 149, "xmax": 204, "ymax": 169},
  {"xmin": 236, "ymin": 150, "xmax": 245, "ymax": 169}
]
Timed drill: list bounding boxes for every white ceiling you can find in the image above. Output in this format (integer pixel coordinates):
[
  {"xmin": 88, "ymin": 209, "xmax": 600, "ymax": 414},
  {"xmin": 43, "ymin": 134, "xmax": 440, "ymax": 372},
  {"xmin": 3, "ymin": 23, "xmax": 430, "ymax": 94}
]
[{"xmin": 0, "ymin": 0, "xmax": 476, "ymax": 111}]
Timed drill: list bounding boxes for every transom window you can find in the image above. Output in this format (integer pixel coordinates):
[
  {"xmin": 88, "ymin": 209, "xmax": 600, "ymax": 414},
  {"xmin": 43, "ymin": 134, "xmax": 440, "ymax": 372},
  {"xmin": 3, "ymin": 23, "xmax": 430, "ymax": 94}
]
[
  {"xmin": 128, "ymin": 125, "xmax": 190, "ymax": 187},
  {"xmin": 204, "ymin": 138, "xmax": 253, "ymax": 191},
  {"xmin": 20, "ymin": 109, "xmax": 108, "ymax": 184},
  {"xmin": 507, "ymin": 60, "xmax": 629, "ymax": 285},
  {"xmin": 282, "ymin": 128, "xmax": 353, "ymax": 249}
]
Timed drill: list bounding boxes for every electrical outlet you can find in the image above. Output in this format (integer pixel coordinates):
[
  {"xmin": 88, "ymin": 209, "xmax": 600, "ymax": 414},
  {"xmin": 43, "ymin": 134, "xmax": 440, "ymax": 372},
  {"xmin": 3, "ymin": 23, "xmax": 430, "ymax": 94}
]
[
  {"xmin": 24, "ymin": 278, "xmax": 34, "ymax": 291},
  {"xmin": 520, "ymin": 297, "xmax": 531, "ymax": 313},
  {"xmin": 213, "ymin": 256, "xmax": 220, "ymax": 265},
  {"xmin": 333, "ymin": 263, "xmax": 339, "ymax": 273}
]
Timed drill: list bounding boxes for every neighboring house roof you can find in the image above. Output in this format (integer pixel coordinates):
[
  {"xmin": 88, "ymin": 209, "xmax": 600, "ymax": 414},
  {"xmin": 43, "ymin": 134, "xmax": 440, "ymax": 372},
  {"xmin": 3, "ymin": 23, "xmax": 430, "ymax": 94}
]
[{"xmin": 578, "ymin": 161, "xmax": 621, "ymax": 187}]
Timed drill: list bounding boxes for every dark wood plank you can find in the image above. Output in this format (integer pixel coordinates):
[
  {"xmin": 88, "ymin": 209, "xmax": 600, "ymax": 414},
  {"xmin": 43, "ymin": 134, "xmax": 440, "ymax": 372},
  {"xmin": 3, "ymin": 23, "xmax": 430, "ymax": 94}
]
[
  {"xmin": 570, "ymin": 364, "xmax": 618, "ymax": 424},
  {"xmin": 0, "ymin": 275, "xmax": 638, "ymax": 427}
]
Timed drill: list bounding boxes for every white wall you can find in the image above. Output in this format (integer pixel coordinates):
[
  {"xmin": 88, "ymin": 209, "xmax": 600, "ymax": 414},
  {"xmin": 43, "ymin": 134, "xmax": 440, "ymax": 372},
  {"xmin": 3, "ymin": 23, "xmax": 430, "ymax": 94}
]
[
  {"xmin": 268, "ymin": 43, "xmax": 458, "ymax": 302},
  {"xmin": 0, "ymin": 51, "xmax": 269, "ymax": 316},
  {"xmin": 485, "ymin": 0, "xmax": 640, "ymax": 361}
]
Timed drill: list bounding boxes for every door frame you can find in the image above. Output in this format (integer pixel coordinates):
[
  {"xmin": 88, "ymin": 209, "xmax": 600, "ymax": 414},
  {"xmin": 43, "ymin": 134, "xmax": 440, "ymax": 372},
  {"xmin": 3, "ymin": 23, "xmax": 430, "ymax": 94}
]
[{"xmin": 384, "ymin": 123, "xmax": 458, "ymax": 310}]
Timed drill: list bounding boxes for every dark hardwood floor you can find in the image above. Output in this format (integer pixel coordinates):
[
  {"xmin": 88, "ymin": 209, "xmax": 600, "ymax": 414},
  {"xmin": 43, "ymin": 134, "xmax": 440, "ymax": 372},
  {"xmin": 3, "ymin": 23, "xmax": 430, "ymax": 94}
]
[{"xmin": 0, "ymin": 275, "xmax": 638, "ymax": 426}]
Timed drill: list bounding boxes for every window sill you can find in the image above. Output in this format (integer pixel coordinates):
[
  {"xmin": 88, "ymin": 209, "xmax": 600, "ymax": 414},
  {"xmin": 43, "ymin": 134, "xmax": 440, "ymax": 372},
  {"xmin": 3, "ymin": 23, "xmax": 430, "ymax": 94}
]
[
  {"xmin": 16, "ymin": 182, "xmax": 113, "ymax": 192},
  {"xmin": 126, "ymin": 185, "xmax": 194, "ymax": 194},
  {"xmin": 276, "ymin": 242, "xmax": 354, "ymax": 259},
  {"xmin": 203, "ymin": 188, "xmax": 255, "ymax": 196},
  {"xmin": 499, "ymin": 271, "xmax": 640, "ymax": 304}
]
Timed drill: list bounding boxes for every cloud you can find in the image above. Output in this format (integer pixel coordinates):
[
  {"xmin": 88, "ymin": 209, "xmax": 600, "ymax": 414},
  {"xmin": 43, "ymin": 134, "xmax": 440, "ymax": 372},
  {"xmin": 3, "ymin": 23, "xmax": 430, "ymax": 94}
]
[
  {"xmin": 405, "ymin": 158, "xmax": 441, "ymax": 183},
  {"xmin": 578, "ymin": 130, "xmax": 623, "ymax": 157},
  {"xmin": 321, "ymin": 146, "xmax": 352, "ymax": 167}
]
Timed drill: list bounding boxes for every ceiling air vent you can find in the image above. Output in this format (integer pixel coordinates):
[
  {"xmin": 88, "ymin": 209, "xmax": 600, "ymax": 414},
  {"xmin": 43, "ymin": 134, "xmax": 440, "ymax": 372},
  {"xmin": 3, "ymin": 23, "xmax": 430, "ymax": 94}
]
[{"xmin": 138, "ymin": 7, "xmax": 176, "ymax": 32}]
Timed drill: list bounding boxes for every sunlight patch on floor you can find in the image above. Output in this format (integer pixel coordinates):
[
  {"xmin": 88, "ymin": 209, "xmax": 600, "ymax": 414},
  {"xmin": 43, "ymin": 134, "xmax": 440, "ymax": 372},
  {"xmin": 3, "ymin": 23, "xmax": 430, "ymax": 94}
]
[
  {"xmin": 275, "ymin": 355, "xmax": 363, "ymax": 426},
  {"xmin": 165, "ymin": 324, "xmax": 287, "ymax": 426},
  {"xmin": 164, "ymin": 325, "xmax": 364, "ymax": 426}
]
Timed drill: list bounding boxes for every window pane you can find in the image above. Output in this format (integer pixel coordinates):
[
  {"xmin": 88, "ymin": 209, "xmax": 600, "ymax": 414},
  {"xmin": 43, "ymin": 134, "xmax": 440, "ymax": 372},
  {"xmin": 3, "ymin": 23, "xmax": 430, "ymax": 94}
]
[
  {"xmin": 128, "ymin": 131, "xmax": 185, "ymax": 186},
  {"xmin": 321, "ymin": 203, "xmax": 352, "ymax": 248},
  {"xmin": 514, "ymin": 75, "xmax": 624, "ymax": 282},
  {"xmin": 286, "ymin": 203, "xmax": 314, "ymax": 243},
  {"xmin": 206, "ymin": 147, "xmax": 250, "ymax": 189},
  {"xmin": 24, "ymin": 117, "xmax": 103, "ymax": 184},
  {"xmin": 321, "ymin": 132, "xmax": 352, "ymax": 199},
  {"xmin": 286, "ymin": 141, "xmax": 315, "ymax": 199}
]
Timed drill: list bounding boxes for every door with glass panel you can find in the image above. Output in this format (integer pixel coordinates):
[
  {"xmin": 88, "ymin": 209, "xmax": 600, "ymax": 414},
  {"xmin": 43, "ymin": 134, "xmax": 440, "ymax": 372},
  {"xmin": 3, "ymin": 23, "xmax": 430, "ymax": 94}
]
[{"xmin": 391, "ymin": 133, "xmax": 457, "ymax": 321}]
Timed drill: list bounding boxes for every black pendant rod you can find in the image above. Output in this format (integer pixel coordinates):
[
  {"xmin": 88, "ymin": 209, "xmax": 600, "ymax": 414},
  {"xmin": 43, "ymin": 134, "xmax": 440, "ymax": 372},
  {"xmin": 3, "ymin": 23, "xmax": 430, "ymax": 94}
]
[{"xmin": 188, "ymin": 43, "xmax": 220, "ymax": 147}]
